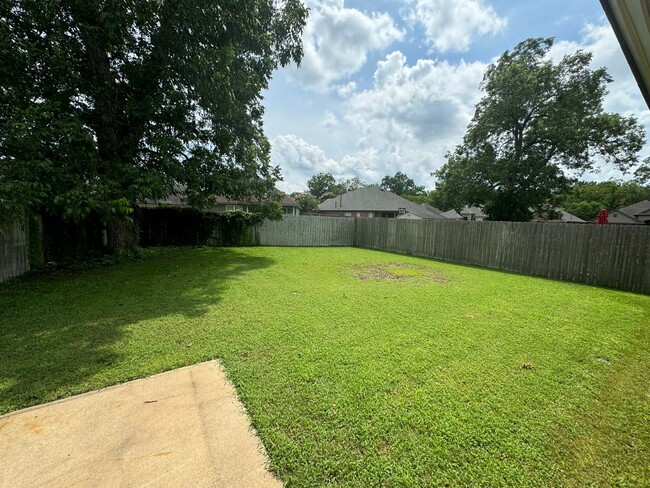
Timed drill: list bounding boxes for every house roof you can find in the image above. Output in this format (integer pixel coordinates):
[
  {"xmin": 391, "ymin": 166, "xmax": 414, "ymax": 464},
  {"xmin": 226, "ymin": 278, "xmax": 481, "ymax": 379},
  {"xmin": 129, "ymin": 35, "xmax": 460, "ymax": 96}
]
[
  {"xmin": 618, "ymin": 199, "xmax": 650, "ymax": 217},
  {"xmin": 442, "ymin": 205, "xmax": 585, "ymax": 222},
  {"xmin": 419, "ymin": 203, "xmax": 445, "ymax": 216},
  {"xmin": 609, "ymin": 208, "xmax": 640, "ymax": 223},
  {"xmin": 600, "ymin": 1, "xmax": 650, "ymax": 108},
  {"xmin": 557, "ymin": 209, "xmax": 585, "ymax": 223},
  {"xmin": 440, "ymin": 209, "xmax": 462, "ymax": 219},
  {"xmin": 318, "ymin": 187, "xmax": 444, "ymax": 219},
  {"xmin": 213, "ymin": 194, "xmax": 299, "ymax": 207},
  {"xmin": 141, "ymin": 189, "xmax": 298, "ymax": 208},
  {"xmin": 608, "ymin": 200, "xmax": 650, "ymax": 224},
  {"xmin": 460, "ymin": 206, "xmax": 487, "ymax": 218},
  {"xmin": 533, "ymin": 207, "xmax": 585, "ymax": 223},
  {"xmin": 439, "ymin": 205, "xmax": 487, "ymax": 220}
]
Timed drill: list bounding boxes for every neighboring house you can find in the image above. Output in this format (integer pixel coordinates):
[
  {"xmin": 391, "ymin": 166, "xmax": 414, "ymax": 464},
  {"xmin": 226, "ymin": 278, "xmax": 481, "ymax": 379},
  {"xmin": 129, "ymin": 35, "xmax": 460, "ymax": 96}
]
[
  {"xmin": 608, "ymin": 200, "xmax": 650, "ymax": 224},
  {"xmin": 440, "ymin": 206, "xmax": 488, "ymax": 221},
  {"xmin": 213, "ymin": 195, "xmax": 300, "ymax": 216},
  {"xmin": 141, "ymin": 190, "xmax": 300, "ymax": 215},
  {"xmin": 531, "ymin": 208, "xmax": 585, "ymax": 223},
  {"xmin": 419, "ymin": 203, "xmax": 446, "ymax": 217},
  {"xmin": 318, "ymin": 186, "xmax": 445, "ymax": 219},
  {"xmin": 441, "ymin": 205, "xmax": 584, "ymax": 222}
]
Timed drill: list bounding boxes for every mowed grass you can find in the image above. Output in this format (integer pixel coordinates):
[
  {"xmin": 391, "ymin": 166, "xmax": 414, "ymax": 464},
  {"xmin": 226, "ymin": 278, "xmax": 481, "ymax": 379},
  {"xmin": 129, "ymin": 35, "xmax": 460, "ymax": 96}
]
[{"xmin": 1, "ymin": 247, "xmax": 649, "ymax": 486}]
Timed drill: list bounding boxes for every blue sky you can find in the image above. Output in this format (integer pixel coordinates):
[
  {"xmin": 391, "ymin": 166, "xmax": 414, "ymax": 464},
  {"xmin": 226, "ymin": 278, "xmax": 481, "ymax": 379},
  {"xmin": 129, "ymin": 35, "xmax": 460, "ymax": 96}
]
[{"xmin": 262, "ymin": 0, "xmax": 648, "ymax": 193}]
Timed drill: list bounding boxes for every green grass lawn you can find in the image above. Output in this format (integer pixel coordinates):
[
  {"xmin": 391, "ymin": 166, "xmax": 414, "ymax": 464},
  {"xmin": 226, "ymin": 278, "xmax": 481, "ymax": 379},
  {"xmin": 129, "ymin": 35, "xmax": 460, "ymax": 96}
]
[{"xmin": 1, "ymin": 247, "xmax": 649, "ymax": 486}]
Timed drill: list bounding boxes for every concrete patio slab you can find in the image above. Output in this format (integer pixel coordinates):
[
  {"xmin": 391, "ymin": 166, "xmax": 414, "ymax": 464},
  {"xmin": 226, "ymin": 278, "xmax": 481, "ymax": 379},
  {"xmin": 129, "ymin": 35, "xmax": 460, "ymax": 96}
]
[{"xmin": 0, "ymin": 361, "xmax": 281, "ymax": 487}]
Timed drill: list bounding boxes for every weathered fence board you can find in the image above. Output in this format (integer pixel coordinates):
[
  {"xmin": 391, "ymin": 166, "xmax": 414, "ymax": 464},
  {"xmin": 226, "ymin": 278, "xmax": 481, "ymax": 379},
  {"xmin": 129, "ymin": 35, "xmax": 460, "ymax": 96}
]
[
  {"xmin": 258, "ymin": 215, "xmax": 356, "ymax": 247},
  {"xmin": 4, "ymin": 212, "xmax": 648, "ymax": 293},
  {"xmin": 356, "ymin": 218, "xmax": 650, "ymax": 294},
  {"xmin": 1, "ymin": 217, "xmax": 29, "ymax": 283}
]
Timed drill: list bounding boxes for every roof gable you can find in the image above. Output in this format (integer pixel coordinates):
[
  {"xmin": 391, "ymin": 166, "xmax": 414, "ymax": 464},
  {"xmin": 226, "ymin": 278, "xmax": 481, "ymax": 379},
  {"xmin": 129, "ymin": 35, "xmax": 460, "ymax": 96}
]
[
  {"xmin": 619, "ymin": 200, "xmax": 650, "ymax": 217},
  {"xmin": 319, "ymin": 187, "xmax": 443, "ymax": 219}
]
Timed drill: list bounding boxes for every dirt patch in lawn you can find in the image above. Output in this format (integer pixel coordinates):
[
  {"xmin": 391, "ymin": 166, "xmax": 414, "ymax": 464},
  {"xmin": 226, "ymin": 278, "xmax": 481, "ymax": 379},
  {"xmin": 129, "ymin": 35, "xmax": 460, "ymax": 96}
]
[{"xmin": 348, "ymin": 263, "xmax": 448, "ymax": 284}]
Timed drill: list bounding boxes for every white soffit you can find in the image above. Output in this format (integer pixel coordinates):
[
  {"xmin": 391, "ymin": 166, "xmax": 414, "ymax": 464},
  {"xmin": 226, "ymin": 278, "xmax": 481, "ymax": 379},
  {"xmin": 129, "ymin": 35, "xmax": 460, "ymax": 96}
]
[{"xmin": 602, "ymin": 0, "xmax": 650, "ymax": 108}]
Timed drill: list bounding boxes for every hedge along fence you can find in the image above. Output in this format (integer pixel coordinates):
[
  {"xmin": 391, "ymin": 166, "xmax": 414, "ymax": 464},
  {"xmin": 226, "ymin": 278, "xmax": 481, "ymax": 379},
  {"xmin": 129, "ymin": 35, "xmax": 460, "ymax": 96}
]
[
  {"xmin": 139, "ymin": 207, "xmax": 261, "ymax": 247},
  {"xmin": 354, "ymin": 218, "xmax": 650, "ymax": 294}
]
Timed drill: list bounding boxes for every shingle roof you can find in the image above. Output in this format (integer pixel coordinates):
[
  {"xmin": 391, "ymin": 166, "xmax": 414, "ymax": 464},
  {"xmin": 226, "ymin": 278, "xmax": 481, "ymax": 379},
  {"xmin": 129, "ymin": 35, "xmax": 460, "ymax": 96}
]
[
  {"xmin": 461, "ymin": 206, "xmax": 487, "ymax": 218},
  {"xmin": 557, "ymin": 209, "xmax": 585, "ymax": 222},
  {"xmin": 141, "ymin": 188, "xmax": 298, "ymax": 208},
  {"xmin": 419, "ymin": 203, "xmax": 445, "ymax": 216},
  {"xmin": 318, "ymin": 187, "xmax": 444, "ymax": 219},
  {"xmin": 213, "ymin": 194, "xmax": 299, "ymax": 207},
  {"xmin": 440, "ymin": 209, "xmax": 462, "ymax": 219},
  {"xmin": 619, "ymin": 200, "xmax": 650, "ymax": 217},
  {"xmin": 440, "ymin": 206, "xmax": 486, "ymax": 220}
]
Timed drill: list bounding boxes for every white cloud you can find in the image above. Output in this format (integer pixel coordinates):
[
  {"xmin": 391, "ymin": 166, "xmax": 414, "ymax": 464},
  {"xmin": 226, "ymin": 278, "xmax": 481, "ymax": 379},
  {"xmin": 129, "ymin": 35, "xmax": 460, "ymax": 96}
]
[
  {"xmin": 271, "ymin": 134, "xmax": 343, "ymax": 174},
  {"xmin": 303, "ymin": 51, "xmax": 486, "ymax": 188},
  {"xmin": 289, "ymin": 1, "xmax": 403, "ymax": 91},
  {"xmin": 345, "ymin": 51, "xmax": 485, "ymax": 148},
  {"xmin": 335, "ymin": 81, "xmax": 357, "ymax": 98},
  {"xmin": 322, "ymin": 111, "xmax": 338, "ymax": 131},
  {"xmin": 270, "ymin": 135, "xmax": 384, "ymax": 192},
  {"xmin": 271, "ymin": 135, "xmax": 343, "ymax": 192},
  {"xmin": 273, "ymin": 51, "xmax": 488, "ymax": 192},
  {"xmin": 405, "ymin": 0, "xmax": 507, "ymax": 53}
]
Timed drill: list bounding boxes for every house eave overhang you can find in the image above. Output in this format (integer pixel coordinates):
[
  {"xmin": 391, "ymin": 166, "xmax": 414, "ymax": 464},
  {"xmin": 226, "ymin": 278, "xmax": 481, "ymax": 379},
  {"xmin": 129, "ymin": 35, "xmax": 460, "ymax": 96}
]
[{"xmin": 601, "ymin": 0, "xmax": 650, "ymax": 109}]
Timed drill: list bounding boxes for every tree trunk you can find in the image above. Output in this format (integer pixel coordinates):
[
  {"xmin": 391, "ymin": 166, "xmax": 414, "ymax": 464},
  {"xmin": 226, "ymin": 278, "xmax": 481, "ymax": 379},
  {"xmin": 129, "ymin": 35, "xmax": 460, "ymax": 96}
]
[{"xmin": 106, "ymin": 219, "xmax": 137, "ymax": 251}]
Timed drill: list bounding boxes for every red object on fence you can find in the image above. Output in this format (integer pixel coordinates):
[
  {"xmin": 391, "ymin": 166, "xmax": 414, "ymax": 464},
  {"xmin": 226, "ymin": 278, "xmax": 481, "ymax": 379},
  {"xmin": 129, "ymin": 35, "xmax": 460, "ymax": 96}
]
[{"xmin": 596, "ymin": 209, "xmax": 609, "ymax": 225}]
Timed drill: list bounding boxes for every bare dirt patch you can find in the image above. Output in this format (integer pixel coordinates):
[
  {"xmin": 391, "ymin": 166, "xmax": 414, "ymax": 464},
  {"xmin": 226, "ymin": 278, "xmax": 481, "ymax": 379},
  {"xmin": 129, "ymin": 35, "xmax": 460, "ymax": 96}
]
[{"xmin": 348, "ymin": 263, "xmax": 448, "ymax": 284}]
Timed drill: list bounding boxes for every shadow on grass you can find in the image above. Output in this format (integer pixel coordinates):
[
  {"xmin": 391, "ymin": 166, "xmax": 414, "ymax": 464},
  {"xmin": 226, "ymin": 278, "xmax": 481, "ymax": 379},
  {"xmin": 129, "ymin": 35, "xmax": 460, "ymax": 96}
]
[{"xmin": 0, "ymin": 248, "xmax": 274, "ymax": 414}]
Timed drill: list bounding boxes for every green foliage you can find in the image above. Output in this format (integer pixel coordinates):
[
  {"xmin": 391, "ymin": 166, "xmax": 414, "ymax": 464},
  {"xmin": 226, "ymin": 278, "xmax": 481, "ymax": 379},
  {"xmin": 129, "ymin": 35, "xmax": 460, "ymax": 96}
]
[
  {"xmin": 245, "ymin": 200, "xmax": 283, "ymax": 222},
  {"xmin": 290, "ymin": 192, "xmax": 320, "ymax": 213},
  {"xmin": 338, "ymin": 176, "xmax": 367, "ymax": 193},
  {"xmin": 401, "ymin": 194, "xmax": 430, "ymax": 205},
  {"xmin": 27, "ymin": 213, "xmax": 44, "ymax": 270},
  {"xmin": 306, "ymin": 172, "xmax": 367, "ymax": 199},
  {"xmin": 0, "ymin": 0, "xmax": 308, "ymax": 223},
  {"xmin": 434, "ymin": 38, "xmax": 645, "ymax": 221},
  {"xmin": 558, "ymin": 180, "xmax": 650, "ymax": 220},
  {"xmin": 1, "ymin": 248, "xmax": 649, "ymax": 485},
  {"xmin": 139, "ymin": 207, "xmax": 266, "ymax": 247},
  {"xmin": 209, "ymin": 211, "xmax": 262, "ymax": 247},
  {"xmin": 634, "ymin": 161, "xmax": 650, "ymax": 186},
  {"xmin": 307, "ymin": 173, "xmax": 337, "ymax": 198},
  {"xmin": 400, "ymin": 190, "xmax": 453, "ymax": 211},
  {"xmin": 380, "ymin": 171, "xmax": 425, "ymax": 196}
]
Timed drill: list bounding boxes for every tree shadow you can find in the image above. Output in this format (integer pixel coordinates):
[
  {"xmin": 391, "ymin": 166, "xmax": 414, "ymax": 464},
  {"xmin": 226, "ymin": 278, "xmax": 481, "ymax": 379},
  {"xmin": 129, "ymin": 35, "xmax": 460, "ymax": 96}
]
[{"xmin": 0, "ymin": 248, "xmax": 274, "ymax": 414}]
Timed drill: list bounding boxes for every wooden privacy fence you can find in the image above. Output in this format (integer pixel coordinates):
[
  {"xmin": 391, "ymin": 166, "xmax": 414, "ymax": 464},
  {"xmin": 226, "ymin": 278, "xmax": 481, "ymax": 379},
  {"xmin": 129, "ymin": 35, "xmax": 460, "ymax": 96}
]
[
  {"xmin": 0, "ymin": 216, "xmax": 29, "ymax": 283},
  {"xmin": 3, "ymin": 213, "xmax": 648, "ymax": 293},
  {"xmin": 258, "ymin": 215, "xmax": 355, "ymax": 246},
  {"xmin": 355, "ymin": 218, "xmax": 650, "ymax": 293}
]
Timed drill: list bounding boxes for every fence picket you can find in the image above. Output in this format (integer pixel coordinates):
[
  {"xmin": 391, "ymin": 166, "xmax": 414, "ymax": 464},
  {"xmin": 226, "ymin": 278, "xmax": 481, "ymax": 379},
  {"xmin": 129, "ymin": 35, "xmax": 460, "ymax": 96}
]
[{"xmin": 4, "ymin": 214, "xmax": 648, "ymax": 293}]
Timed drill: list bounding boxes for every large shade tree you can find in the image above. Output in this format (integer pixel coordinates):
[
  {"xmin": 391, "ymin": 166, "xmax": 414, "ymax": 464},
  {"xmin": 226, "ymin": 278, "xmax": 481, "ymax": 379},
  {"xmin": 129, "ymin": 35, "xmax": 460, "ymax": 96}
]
[
  {"xmin": 306, "ymin": 172, "xmax": 367, "ymax": 199},
  {"xmin": 434, "ymin": 38, "xmax": 645, "ymax": 221},
  {"xmin": 380, "ymin": 171, "xmax": 424, "ymax": 196},
  {"xmin": 0, "ymin": 0, "xmax": 307, "ymax": 231},
  {"xmin": 290, "ymin": 191, "xmax": 319, "ymax": 213}
]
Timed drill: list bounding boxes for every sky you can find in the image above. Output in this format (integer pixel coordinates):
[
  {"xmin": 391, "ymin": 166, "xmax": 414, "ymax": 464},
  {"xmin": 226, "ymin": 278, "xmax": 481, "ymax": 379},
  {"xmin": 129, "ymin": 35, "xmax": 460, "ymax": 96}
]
[{"xmin": 262, "ymin": 0, "xmax": 650, "ymax": 194}]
